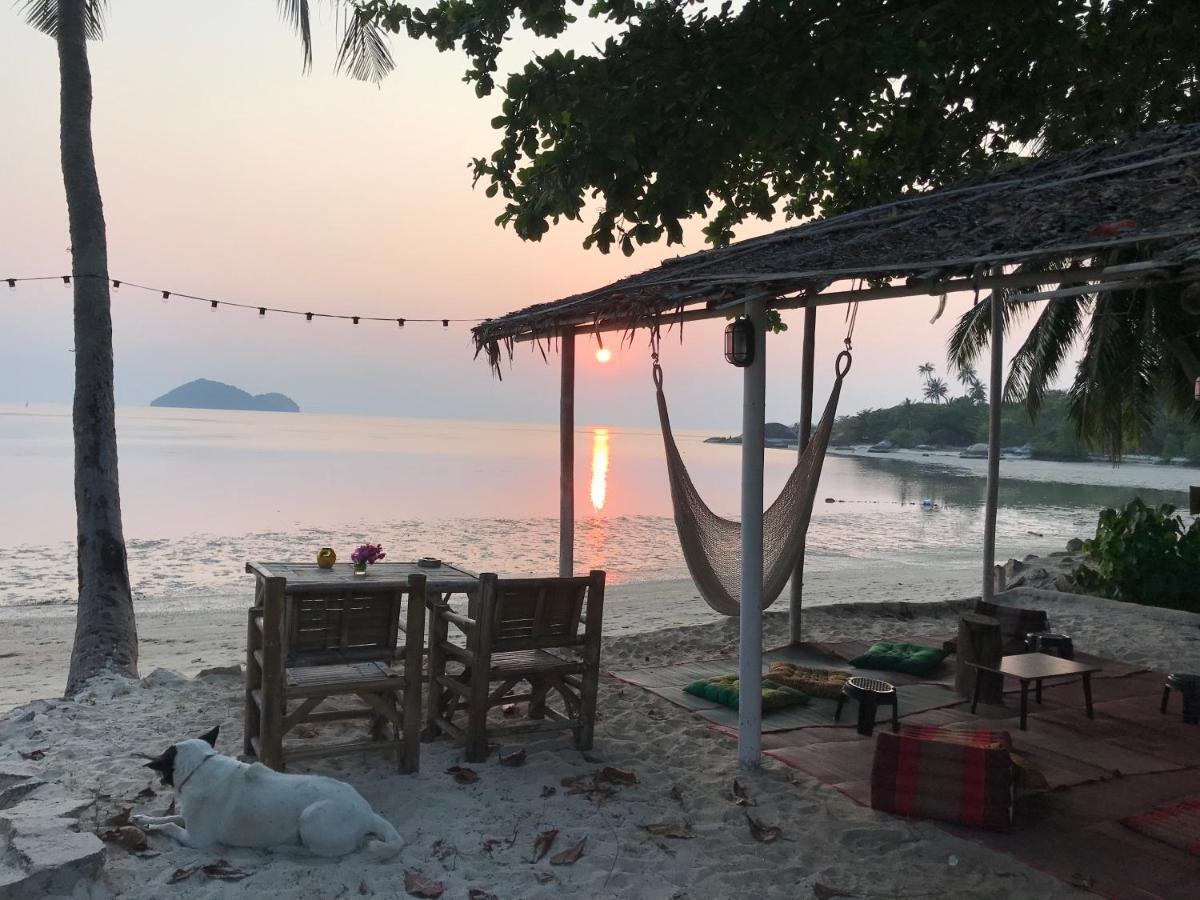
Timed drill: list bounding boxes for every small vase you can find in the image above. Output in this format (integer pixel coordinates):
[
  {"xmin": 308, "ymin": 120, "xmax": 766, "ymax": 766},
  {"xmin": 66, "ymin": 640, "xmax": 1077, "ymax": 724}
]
[{"xmin": 353, "ymin": 562, "xmax": 368, "ymax": 577}]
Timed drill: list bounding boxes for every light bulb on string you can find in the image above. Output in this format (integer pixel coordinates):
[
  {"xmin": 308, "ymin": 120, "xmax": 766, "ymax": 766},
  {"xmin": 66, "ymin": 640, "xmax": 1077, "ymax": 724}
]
[
  {"xmin": 352, "ymin": 316, "xmax": 360, "ymax": 326},
  {"xmin": 161, "ymin": 291, "xmax": 170, "ymax": 303},
  {"xmin": 210, "ymin": 301, "xmax": 218, "ymax": 312},
  {"xmin": 258, "ymin": 307, "xmax": 266, "ymax": 318},
  {"xmin": 5, "ymin": 279, "xmax": 14, "ymax": 289},
  {"xmin": 397, "ymin": 319, "xmax": 405, "ymax": 328}
]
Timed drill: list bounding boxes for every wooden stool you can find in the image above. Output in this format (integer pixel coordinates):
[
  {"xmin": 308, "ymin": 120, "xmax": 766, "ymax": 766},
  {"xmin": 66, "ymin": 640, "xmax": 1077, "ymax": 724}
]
[
  {"xmin": 1161, "ymin": 673, "xmax": 1200, "ymax": 724},
  {"xmin": 836, "ymin": 676, "xmax": 899, "ymax": 736}
]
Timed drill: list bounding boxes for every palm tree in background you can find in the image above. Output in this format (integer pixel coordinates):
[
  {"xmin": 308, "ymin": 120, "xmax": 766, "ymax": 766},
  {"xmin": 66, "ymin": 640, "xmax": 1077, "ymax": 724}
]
[
  {"xmin": 948, "ymin": 265, "xmax": 1200, "ymax": 458},
  {"xmin": 923, "ymin": 377, "xmax": 950, "ymax": 405},
  {"xmin": 20, "ymin": 0, "xmax": 394, "ymax": 696},
  {"xmin": 917, "ymin": 361, "xmax": 935, "ymax": 382}
]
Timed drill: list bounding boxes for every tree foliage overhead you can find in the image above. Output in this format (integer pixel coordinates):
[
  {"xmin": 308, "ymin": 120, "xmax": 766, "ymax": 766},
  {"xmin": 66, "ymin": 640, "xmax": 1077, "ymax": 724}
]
[{"xmin": 363, "ymin": 0, "xmax": 1199, "ymax": 254}]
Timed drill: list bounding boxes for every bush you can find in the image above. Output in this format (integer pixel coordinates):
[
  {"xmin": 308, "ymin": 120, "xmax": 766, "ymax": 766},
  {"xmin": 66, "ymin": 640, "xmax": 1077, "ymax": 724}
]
[{"xmin": 1073, "ymin": 498, "xmax": 1200, "ymax": 611}]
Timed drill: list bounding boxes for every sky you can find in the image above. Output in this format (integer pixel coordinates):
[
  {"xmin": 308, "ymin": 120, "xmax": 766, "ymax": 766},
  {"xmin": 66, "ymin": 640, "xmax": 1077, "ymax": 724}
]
[{"xmin": 0, "ymin": 1, "xmax": 1073, "ymax": 430}]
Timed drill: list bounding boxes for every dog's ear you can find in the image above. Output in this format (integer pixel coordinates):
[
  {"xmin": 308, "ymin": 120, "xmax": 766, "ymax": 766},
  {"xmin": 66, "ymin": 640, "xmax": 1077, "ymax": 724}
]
[
  {"xmin": 144, "ymin": 745, "xmax": 178, "ymax": 785},
  {"xmin": 198, "ymin": 725, "xmax": 219, "ymax": 748}
]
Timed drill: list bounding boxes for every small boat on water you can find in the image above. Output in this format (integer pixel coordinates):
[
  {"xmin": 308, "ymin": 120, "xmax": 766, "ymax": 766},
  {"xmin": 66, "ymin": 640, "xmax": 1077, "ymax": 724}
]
[
  {"xmin": 868, "ymin": 440, "xmax": 896, "ymax": 453},
  {"xmin": 960, "ymin": 443, "xmax": 989, "ymax": 458},
  {"xmin": 920, "ymin": 498, "xmax": 940, "ymax": 511}
]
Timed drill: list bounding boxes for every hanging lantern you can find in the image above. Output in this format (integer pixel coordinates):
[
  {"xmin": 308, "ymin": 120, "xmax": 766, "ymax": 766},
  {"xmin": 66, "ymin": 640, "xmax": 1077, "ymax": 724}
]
[
  {"xmin": 724, "ymin": 317, "xmax": 755, "ymax": 367},
  {"xmin": 1195, "ymin": 376, "xmax": 1200, "ymax": 401}
]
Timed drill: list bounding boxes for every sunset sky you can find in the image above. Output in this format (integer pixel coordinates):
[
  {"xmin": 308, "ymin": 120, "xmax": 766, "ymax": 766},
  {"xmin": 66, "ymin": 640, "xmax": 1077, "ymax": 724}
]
[{"xmin": 0, "ymin": 1, "xmax": 1070, "ymax": 429}]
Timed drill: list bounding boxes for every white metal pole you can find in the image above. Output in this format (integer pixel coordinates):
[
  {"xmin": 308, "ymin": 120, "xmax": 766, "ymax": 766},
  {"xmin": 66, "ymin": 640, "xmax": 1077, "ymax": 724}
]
[
  {"xmin": 559, "ymin": 329, "xmax": 575, "ymax": 578},
  {"xmin": 982, "ymin": 296, "xmax": 1003, "ymax": 602},
  {"xmin": 739, "ymin": 299, "xmax": 768, "ymax": 769}
]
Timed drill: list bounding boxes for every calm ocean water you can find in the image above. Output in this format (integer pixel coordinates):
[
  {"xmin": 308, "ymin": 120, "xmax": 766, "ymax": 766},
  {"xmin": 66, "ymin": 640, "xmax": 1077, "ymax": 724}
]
[{"xmin": 0, "ymin": 403, "xmax": 1193, "ymax": 614}]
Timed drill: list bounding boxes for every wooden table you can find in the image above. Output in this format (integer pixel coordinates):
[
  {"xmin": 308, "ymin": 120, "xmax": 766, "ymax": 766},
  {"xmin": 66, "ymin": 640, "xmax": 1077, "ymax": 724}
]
[
  {"xmin": 968, "ymin": 652, "xmax": 1102, "ymax": 730},
  {"xmin": 246, "ymin": 560, "xmax": 478, "ymax": 599}
]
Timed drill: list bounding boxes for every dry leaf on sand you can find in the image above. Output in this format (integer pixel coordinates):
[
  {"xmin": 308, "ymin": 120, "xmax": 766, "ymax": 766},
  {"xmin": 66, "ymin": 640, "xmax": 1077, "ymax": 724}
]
[
  {"xmin": 403, "ymin": 871, "xmax": 445, "ymax": 898},
  {"xmin": 447, "ymin": 766, "xmax": 480, "ymax": 785},
  {"xmin": 730, "ymin": 778, "xmax": 755, "ymax": 806},
  {"xmin": 597, "ymin": 766, "xmax": 638, "ymax": 785},
  {"xmin": 746, "ymin": 813, "xmax": 782, "ymax": 843},
  {"xmin": 549, "ymin": 836, "xmax": 587, "ymax": 866},
  {"xmin": 100, "ymin": 826, "xmax": 148, "ymax": 852},
  {"xmin": 202, "ymin": 860, "xmax": 251, "ymax": 882},
  {"xmin": 531, "ymin": 828, "xmax": 559, "ymax": 862}
]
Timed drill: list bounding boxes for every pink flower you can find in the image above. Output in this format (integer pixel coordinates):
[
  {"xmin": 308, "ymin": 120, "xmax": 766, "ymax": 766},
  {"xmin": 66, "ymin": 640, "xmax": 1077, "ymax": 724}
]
[{"xmin": 351, "ymin": 543, "xmax": 386, "ymax": 565}]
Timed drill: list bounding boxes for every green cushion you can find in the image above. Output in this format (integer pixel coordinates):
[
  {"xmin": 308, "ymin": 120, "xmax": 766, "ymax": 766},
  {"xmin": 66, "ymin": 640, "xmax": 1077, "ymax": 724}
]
[
  {"xmin": 682, "ymin": 675, "xmax": 810, "ymax": 712},
  {"xmin": 850, "ymin": 642, "xmax": 948, "ymax": 677}
]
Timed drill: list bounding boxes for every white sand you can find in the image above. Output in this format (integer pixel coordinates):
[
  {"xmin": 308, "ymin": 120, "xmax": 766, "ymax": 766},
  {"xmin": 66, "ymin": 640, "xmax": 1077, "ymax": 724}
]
[{"xmin": 2, "ymin": 570, "xmax": 1198, "ymax": 899}]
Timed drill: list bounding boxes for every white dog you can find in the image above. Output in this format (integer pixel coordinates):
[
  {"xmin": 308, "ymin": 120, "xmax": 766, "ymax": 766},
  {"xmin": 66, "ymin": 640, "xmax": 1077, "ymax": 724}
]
[{"xmin": 133, "ymin": 726, "xmax": 403, "ymax": 857}]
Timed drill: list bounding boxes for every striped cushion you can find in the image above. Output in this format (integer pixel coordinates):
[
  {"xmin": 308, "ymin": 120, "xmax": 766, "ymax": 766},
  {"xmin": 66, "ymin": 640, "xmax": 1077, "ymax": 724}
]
[{"xmin": 871, "ymin": 731, "xmax": 1014, "ymax": 828}]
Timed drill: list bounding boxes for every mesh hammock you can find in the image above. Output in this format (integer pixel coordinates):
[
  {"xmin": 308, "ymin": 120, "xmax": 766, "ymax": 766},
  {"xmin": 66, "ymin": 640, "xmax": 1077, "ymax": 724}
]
[{"xmin": 653, "ymin": 350, "xmax": 851, "ymax": 616}]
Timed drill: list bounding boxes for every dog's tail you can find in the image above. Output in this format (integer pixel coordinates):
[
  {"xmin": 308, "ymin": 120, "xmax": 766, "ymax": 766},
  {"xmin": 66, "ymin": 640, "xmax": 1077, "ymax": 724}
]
[{"xmin": 363, "ymin": 814, "xmax": 403, "ymax": 860}]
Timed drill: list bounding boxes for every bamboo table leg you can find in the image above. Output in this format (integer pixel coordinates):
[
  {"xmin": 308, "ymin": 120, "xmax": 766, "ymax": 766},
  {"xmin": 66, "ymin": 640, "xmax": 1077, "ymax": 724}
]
[
  {"xmin": 1083, "ymin": 672, "xmax": 1094, "ymax": 719},
  {"xmin": 971, "ymin": 666, "xmax": 983, "ymax": 715},
  {"xmin": 1019, "ymin": 679, "xmax": 1030, "ymax": 730},
  {"xmin": 1035, "ymin": 677, "xmax": 1043, "ymax": 704}
]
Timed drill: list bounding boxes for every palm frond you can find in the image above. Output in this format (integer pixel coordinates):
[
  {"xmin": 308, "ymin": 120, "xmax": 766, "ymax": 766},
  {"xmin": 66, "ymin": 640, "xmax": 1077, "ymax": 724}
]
[
  {"xmin": 335, "ymin": 10, "xmax": 395, "ymax": 84},
  {"xmin": 1003, "ymin": 296, "xmax": 1087, "ymax": 418},
  {"xmin": 1067, "ymin": 286, "xmax": 1159, "ymax": 460},
  {"xmin": 277, "ymin": 0, "xmax": 313, "ymax": 73},
  {"xmin": 1150, "ymin": 282, "xmax": 1200, "ymax": 421},
  {"xmin": 20, "ymin": 0, "xmax": 108, "ymax": 39},
  {"xmin": 946, "ymin": 288, "xmax": 1028, "ymax": 377}
]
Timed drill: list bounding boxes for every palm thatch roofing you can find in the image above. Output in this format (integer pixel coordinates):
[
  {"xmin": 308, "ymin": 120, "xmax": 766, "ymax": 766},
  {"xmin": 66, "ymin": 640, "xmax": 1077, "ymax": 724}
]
[{"xmin": 473, "ymin": 122, "xmax": 1200, "ymax": 368}]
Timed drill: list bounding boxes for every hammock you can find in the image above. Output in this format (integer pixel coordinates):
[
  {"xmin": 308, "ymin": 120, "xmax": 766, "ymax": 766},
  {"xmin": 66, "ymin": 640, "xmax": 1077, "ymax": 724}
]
[{"xmin": 653, "ymin": 350, "xmax": 851, "ymax": 616}]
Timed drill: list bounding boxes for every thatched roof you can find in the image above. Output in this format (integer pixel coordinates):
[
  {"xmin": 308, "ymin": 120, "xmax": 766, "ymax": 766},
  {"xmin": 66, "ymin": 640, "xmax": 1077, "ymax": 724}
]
[{"xmin": 473, "ymin": 122, "xmax": 1200, "ymax": 366}]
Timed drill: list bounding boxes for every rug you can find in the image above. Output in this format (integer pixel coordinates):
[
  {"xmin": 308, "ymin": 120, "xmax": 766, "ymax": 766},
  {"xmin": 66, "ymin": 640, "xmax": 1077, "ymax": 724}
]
[{"xmin": 1122, "ymin": 794, "xmax": 1200, "ymax": 857}]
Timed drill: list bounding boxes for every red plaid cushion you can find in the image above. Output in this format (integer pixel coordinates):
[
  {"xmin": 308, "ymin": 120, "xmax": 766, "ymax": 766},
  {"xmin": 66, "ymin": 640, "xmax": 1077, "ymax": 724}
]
[{"xmin": 872, "ymin": 731, "xmax": 1014, "ymax": 828}]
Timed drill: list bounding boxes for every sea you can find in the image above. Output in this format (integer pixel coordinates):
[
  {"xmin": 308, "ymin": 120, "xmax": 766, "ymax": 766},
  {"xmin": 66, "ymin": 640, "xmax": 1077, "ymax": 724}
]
[{"xmin": 0, "ymin": 403, "xmax": 1194, "ymax": 623}]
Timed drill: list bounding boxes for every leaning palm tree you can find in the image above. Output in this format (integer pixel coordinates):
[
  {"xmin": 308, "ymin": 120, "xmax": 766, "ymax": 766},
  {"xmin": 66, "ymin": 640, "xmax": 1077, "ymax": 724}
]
[
  {"xmin": 923, "ymin": 377, "xmax": 950, "ymax": 404},
  {"xmin": 948, "ymin": 260, "xmax": 1200, "ymax": 459},
  {"xmin": 956, "ymin": 362, "xmax": 977, "ymax": 394},
  {"xmin": 917, "ymin": 361, "xmax": 935, "ymax": 381},
  {"xmin": 967, "ymin": 378, "xmax": 987, "ymax": 404},
  {"xmin": 21, "ymin": 0, "xmax": 394, "ymax": 696}
]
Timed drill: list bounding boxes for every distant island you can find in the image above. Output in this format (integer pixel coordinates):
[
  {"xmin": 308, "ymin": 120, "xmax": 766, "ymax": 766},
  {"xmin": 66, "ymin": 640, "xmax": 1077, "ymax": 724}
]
[
  {"xmin": 704, "ymin": 422, "xmax": 798, "ymax": 448},
  {"xmin": 150, "ymin": 379, "xmax": 300, "ymax": 413}
]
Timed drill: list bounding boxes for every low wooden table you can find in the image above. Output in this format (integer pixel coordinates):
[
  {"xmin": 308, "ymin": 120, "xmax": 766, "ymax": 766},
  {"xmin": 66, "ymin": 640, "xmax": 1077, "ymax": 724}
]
[{"xmin": 968, "ymin": 652, "xmax": 1102, "ymax": 730}]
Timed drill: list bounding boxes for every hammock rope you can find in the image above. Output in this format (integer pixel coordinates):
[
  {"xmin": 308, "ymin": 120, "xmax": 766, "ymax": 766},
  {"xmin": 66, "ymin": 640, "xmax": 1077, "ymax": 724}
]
[{"xmin": 653, "ymin": 348, "xmax": 852, "ymax": 616}]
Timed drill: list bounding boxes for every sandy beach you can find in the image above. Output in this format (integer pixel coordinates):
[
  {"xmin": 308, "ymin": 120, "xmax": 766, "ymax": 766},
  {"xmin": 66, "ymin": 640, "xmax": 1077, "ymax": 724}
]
[{"xmin": 3, "ymin": 559, "xmax": 1199, "ymax": 899}]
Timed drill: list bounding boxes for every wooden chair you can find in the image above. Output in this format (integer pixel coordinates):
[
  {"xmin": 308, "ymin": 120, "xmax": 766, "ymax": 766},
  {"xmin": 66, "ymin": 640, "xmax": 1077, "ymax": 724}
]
[
  {"xmin": 244, "ymin": 573, "xmax": 426, "ymax": 772},
  {"xmin": 425, "ymin": 570, "xmax": 605, "ymax": 762}
]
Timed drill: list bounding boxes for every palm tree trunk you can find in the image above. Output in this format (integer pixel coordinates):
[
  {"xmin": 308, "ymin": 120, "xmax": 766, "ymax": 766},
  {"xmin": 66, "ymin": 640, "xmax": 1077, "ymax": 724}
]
[{"xmin": 58, "ymin": 0, "xmax": 138, "ymax": 696}]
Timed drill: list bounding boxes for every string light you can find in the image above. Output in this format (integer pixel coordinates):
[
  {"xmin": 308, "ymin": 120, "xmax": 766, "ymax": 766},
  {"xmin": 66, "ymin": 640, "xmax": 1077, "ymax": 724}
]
[{"xmin": 0, "ymin": 273, "xmax": 487, "ymax": 329}]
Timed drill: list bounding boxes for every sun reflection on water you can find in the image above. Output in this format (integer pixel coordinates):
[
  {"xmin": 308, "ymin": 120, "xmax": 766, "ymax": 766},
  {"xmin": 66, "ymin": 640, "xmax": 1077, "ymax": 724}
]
[{"xmin": 590, "ymin": 427, "xmax": 610, "ymax": 512}]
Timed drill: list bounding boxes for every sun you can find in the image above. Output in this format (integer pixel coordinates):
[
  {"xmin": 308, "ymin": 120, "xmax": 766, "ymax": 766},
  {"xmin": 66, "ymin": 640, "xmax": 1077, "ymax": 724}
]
[{"xmin": 595, "ymin": 347, "xmax": 612, "ymax": 364}]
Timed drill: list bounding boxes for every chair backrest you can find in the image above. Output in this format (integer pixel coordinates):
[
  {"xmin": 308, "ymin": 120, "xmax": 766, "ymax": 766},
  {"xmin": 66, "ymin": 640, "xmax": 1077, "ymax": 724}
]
[
  {"xmin": 475, "ymin": 572, "xmax": 604, "ymax": 653},
  {"xmin": 974, "ymin": 599, "xmax": 1049, "ymax": 647},
  {"xmin": 285, "ymin": 588, "xmax": 405, "ymax": 667}
]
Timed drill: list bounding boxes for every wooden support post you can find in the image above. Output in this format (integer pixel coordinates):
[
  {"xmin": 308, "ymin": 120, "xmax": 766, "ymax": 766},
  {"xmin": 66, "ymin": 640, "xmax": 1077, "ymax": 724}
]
[
  {"xmin": 739, "ymin": 299, "xmax": 768, "ymax": 770},
  {"xmin": 982, "ymin": 295, "xmax": 1003, "ymax": 603},
  {"xmin": 790, "ymin": 305, "xmax": 816, "ymax": 645},
  {"xmin": 560, "ymin": 329, "xmax": 575, "ymax": 578},
  {"xmin": 259, "ymin": 576, "xmax": 286, "ymax": 770}
]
